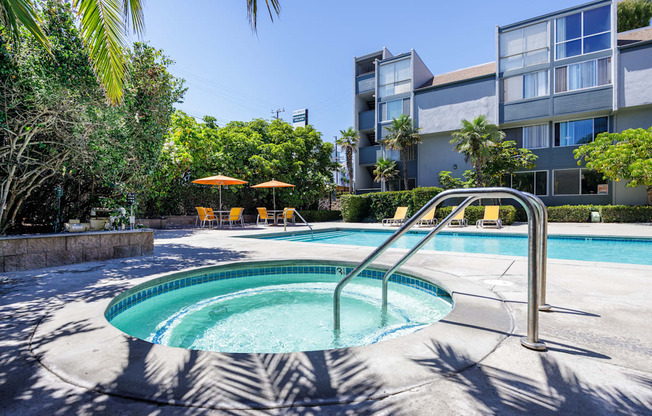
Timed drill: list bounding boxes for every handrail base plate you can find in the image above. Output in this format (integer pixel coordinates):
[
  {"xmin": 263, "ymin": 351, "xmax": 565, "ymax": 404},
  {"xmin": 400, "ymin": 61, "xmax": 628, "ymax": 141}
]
[
  {"xmin": 520, "ymin": 337, "xmax": 546, "ymax": 351},
  {"xmin": 539, "ymin": 304, "xmax": 552, "ymax": 312}
]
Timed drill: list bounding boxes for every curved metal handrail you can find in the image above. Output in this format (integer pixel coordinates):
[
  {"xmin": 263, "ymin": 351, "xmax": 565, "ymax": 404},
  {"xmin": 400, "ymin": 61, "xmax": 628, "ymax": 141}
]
[
  {"xmin": 284, "ymin": 209, "xmax": 313, "ymax": 237},
  {"xmin": 333, "ymin": 187, "xmax": 548, "ymax": 351}
]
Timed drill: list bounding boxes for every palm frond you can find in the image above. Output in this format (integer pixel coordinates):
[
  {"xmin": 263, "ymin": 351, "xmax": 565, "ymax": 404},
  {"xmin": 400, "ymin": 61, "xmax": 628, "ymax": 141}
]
[
  {"xmin": 74, "ymin": 0, "xmax": 130, "ymax": 104},
  {"xmin": 247, "ymin": 0, "xmax": 280, "ymax": 32},
  {"xmin": 122, "ymin": 0, "xmax": 145, "ymax": 34},
  {"xmin": 1, "ymin": 0, "xmax": 51, "ymax": 53}
]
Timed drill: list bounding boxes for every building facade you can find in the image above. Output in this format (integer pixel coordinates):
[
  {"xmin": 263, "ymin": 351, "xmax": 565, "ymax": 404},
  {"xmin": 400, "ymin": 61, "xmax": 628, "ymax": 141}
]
[{"xmin": 353, "ymin": 0, "xmax": 652, "ymax": 205}]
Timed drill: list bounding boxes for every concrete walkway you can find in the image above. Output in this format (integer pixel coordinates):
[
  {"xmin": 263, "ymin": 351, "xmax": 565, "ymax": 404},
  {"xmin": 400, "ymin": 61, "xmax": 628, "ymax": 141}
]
[{"xmin": 1, "ymin": 222, "xmax": 651, "ymax": 415}]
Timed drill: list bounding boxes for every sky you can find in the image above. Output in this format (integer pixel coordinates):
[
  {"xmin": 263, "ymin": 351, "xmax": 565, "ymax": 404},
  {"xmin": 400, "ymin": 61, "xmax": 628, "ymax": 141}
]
[{"xmin": 139, "ymin": 0, "xmax": 595, "ymax": 147}]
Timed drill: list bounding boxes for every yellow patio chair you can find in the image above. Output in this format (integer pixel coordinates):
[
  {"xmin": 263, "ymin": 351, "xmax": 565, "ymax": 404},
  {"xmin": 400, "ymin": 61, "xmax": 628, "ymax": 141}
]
[
  {"xmin": 476, "ymin": 205, "xmax": 502, "ymax": 229},
  {"xmin": 278, "ymin": 208, "xmax": 296, "ymax": 225},
  {"xmin": 417, "ymin": 207, "xmax": 438, "ymax": 227},
  {"xmin": 382, "ymin": 206, "xmax": 408, "ymax": 227},
  {"xmin": 197, "ymin": 207, "xmax": 216, "ymax": 228},
  {"xmin": 223, "ymin": 207, "xmax": 244, "ymax": 228},
  {"xmin": 256, "ymin": 207, "xmax": 271, "ymax": 226},
  {"xmin": 447, "ymin": 206, "xmax": 468, "ymax": 227}
]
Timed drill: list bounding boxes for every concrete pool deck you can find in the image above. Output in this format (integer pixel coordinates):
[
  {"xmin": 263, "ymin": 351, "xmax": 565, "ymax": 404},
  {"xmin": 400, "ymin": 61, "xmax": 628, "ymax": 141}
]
[{"xmin": 1, "ymin": 221, "xmax": 651, "ymax": 415}]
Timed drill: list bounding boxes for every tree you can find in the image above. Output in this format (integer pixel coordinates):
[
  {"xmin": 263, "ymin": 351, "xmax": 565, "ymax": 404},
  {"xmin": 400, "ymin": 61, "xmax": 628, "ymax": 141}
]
[
  {"xmin": 618, "ymin": 0, "xmax": 652, "ymax": 32},
  {"xmin": 373, "ymin": 157, "xmax": 399, "ymax": 191},
  {"xmin": 483, "ymin": 140, "xmax": 537, "ymax": 186},
  {"xmin": 450, "ymin": 115, "xmax": 504, "ymax": 187},
  {"xmin": 336, "ymin": 127, "xmax": 359, "ymax": 194},
  {"xmin": 383, "ymin": 114, "xmax": 422, "ymax": 191},
  {"xmin": 574, "ymin": 127, "xmax": 652, "ymax": 205},
  {"xmin": 1, "ymin": 0, "xmax": 280, "ymax": 103}
]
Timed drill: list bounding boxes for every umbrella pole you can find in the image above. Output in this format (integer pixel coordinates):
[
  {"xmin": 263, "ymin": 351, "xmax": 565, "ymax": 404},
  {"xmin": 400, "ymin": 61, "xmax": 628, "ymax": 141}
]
[{"xmin": 273, "ymin": 188, "xmax": 276, "ymax": 211}]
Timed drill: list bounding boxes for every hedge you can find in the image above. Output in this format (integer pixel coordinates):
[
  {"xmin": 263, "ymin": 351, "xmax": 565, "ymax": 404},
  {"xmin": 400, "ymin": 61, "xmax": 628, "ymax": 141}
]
[
  {"xmin": 547, "ymin": 205, "xmax": 600, "ymax": 223},
  {"xmin": 340, "ymin": 194, "xmax": 370, "ymax": 222},
  {"xmin": 435, "ymin": 205, "xmax": 516, "ymax": 225},
  {"xmin": 598, "ymin": 205, "xmax": 652, "ymax": 223},
  {"xmin": 297, "ymin": 210, "xmax": 342, "ymax": 222}
]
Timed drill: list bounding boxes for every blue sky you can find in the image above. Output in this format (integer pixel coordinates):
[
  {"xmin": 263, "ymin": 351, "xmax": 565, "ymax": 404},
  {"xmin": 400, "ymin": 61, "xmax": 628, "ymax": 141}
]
[{"xmin": 140, "ymin": 0, "xmax": 592, "ymax": 146}]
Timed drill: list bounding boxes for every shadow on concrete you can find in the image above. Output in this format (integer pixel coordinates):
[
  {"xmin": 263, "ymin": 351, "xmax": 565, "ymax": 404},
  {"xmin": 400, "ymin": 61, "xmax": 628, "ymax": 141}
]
[{"xmin": 411, "ymin": 340, "xmax": 648, "ymax": 415}]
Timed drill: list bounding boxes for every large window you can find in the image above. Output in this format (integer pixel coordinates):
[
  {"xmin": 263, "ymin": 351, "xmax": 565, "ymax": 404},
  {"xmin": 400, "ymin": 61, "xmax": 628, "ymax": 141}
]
[
  {"xmin": 555, "ymin": 5, "xmax": 611, "ymax": 59},
  {"xmin": 512, "ymin": 171, "xmax": 548, "ymax": 196},
  {"xmin": 553, "ymin": 169, "xmax": 604, "ymax": 195},
  {"xmin": 378, "ymin": 59, "xmax": 411, "ymax": 97},
  {"xmin": 503, "ymin": 70, "xmax": 548, "ymax": 102},
  {"xmin": 554, "ymin": 117, "xmax": 608, "ymax": 147},
  {"xmin": 500, "ymin": 22, "xmax": 549, "ymax": 72},
  {"xmin": 554, "ymin": 57, "xmax": 611, "ymax": 93},
  {"xmin": 523, "ymin": 124, "xmax": 549, "ymax": 149},
  {"xmin": 379, "ymin": 99, "xmax": 410, "ymax": 122}
]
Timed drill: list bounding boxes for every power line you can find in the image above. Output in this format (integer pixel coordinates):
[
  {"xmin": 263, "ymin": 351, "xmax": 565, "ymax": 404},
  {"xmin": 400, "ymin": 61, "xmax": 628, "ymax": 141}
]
[{"xmin": 271, "ymin": 108, "xmax": 285, "ymax": 119}]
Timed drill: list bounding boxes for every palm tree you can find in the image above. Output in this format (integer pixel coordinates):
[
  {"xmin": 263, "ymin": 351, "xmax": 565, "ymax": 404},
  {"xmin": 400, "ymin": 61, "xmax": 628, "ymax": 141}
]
[
  {"xmin": 336, "ymin": 127, "xmax": 359, "ymax": 194},
  {"xmin": 450, "ymin": 115, "xmax": 505, "ymax": 187},
  {"xmin": 383, "ymin": 114, "xmax": 422, "ymax": 191},
  {"xmin": 373, "ymin": 157, "xmax": 399, "ymax": 191},
  {"xmin": 1, "ymin": 0, "xmax": 280, "ymax": 104}
]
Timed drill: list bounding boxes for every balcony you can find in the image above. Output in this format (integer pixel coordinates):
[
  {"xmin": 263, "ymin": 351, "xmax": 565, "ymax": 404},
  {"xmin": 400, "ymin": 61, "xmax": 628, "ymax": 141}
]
[
  {"xmin": 358, "ymin": 110, "xmax": 375, "ymax": 131},
  {"xmin": 359, "ymin": 145, "xmax": 381, "ymax": 166},
  {"xmin": 356, "ymin": 73, "xmax": 375, "ymax": 94}
]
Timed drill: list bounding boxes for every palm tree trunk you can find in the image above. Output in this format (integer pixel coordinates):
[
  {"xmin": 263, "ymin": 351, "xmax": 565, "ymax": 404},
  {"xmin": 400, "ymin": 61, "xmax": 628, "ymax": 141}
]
[
  {"xmin": 346, "ymin": 148, "xmax": 354, "ymax": 194},
  {"xmin": 401, "ymin": 151, "xmax": 408, "ymax": 191}
]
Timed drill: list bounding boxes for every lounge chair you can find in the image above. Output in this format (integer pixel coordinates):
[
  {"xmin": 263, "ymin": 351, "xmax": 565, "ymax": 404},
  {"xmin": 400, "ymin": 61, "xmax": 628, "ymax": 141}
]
[
  {"xmin": 417, "ymin": 207, "xmax": 438, "ymax": 227},
  {"xmin": 278, "ymin": 208, "xmax": 296, "ymax": 225},
  {"xmin": 382, "ymin": 207, "xmax": 408, "ymax": 227},
  {"xmin": 256, "ymin": 207, "xmax": 271, "ymax": 226},
  {"xmin": 447, "ymin": 206, "xmax": 468, "ymax": 227},
  {"xmin": 197, "ymin": 207, "xmax": 216, "ymax": 228},
  {"xmin": 476, "ymin": 205, "xmax": 502, "ymax": 229},
  {"xmin": 222, "ymin": 207, "xmax": 245, "ymax": 228}
]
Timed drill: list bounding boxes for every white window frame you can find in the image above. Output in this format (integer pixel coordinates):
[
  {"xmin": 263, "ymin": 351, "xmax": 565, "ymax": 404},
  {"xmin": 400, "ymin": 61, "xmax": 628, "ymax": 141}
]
[
  {"xmin": 554, "ymin": 57, "xmax": 611, "ymax": 94},
  {"xmin": 554, "ymin": 116, "xmax": 609, "ymax": 147},
  {"xmin": 554, "ymin": 5, "xmax": 611, "ymax": 61},
  {"xmin": 522, "ymin": 123, "xmax": 550, "ymax": 149},
  {"xmin": 499, "ymin": 22, "xmax": 550, "ymax": 72},
  {"xmin": 511, "ymin": 170, "xmax": 549, "ymax": 196}
]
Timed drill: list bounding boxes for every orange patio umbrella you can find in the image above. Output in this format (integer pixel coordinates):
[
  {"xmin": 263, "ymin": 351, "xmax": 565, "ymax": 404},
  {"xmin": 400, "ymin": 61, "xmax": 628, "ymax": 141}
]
[
  {"xmin": 251, "ymin": 179, "xmax": 295, "ymax": 211},
  {"xmin": 192, "ymin": 174, "xmax": 247, "ymax": 212}
]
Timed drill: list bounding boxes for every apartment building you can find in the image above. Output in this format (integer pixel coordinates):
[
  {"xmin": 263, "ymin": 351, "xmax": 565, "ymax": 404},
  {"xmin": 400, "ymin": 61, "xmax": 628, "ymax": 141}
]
[{"xmin": 353, "ymin": 0, "xmax": 652, "ymax": 205}]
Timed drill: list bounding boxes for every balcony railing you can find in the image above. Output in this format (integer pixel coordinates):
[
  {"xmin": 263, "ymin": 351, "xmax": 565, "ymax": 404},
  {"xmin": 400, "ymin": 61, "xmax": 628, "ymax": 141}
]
[
  {"xmin": 359, "ymin": 145, "xmax": 381, "ymax": 166},
  {"xmin": 358, "ymin": 110, "xmax": 375, "ymax": 131},
  {"xmin": 356, "ymin": 73, "xmax": 375, "ymax": 94}
]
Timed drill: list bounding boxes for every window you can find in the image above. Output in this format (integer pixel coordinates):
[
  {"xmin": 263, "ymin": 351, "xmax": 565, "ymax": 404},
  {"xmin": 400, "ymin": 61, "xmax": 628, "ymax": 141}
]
[
  {"xmin": 553, "ymin": 169, "xmax": 604, "ymax": 195},
  {"xmin": 503, "ymin": 70, "xmax": 548, "ymax": 102},
  {"xmin": 555, "ymin": 5, "xmax": 611, "ymax": 59},
  {"xmin": 523, "ymin": 124, "xmax": 549, "ymax": 149},
  {"xmin": 555, "ymin": 57, "xmax": 611, "ymax": 93},
  {"xmin": 512, "ymin": 171, "xmax": 548, "ymax": 196},
  {"xmin": 379, "ymin": 99, "xmax": 410, "ymax": 122},
  {"xmin": 554, "ymin": 117, "xmax": 608, "ymax": 147},
  {"xmin": 378, "ymin": 59, "xmax": 411, "ymax": 97},
  {"xmin": 500, "ymin": 22, "xmax": 549, "ymax": 72}
]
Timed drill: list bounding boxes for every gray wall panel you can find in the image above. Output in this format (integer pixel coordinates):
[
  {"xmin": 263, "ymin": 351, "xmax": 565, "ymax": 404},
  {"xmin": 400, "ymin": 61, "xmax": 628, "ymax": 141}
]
[
  {"xmin": 417, "ymin": 133, "xmax": 471, "ymax": 187},
  {"xmin": 502, "ymin": 98, "xmax": 551, "ymax": 123},
  {"xmin": 553, "ymin": 87, "xmax": 613, "ymax": 115},
  {"xmin": 415, "ymin": 78, "xmax": 496, "ymax": 134},
  {"xmin": 618, "ymin": 43, "xmax": 652, "ymax": 108}
]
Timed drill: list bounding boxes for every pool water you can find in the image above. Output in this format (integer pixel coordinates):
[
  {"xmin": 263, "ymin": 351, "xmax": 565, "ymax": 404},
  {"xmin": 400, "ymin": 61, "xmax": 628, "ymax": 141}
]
[
  {"xmin": 253, "ymin": 229, "xmax": 652, "ymax": 266},
  {"xmin": 109, "ymin": 268, "xmax": 453, "ymax": 353}
]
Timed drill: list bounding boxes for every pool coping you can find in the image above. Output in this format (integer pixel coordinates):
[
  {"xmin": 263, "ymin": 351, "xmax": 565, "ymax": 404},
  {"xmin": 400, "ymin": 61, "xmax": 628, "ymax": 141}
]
[{"xmin": 29, "ymin": 259, "xmax": 513, "ymax": 410}]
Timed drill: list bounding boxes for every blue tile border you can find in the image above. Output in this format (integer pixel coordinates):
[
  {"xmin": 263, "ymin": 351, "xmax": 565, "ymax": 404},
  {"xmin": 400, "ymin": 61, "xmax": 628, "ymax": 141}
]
[{"xmin": 105, "ymin": 263, "xmax": 452, "ymax": 322}]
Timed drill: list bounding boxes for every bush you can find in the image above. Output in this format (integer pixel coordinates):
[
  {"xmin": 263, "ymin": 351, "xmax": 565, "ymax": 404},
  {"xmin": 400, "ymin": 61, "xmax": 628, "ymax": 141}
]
[
  {"xmin": 435, "ymin": 205, "xmax": 516, "ymax": 225},
  {"xmin": 547, "ymin": 205, "xmax": 599, "ymax": 223},
  {"xmin": 599, "ymin": 205, "xmax": 652, "ymax": 223},
  {"xmin": 411, "ymin": 187, "xmax": 444, "ymax": 214},
  {"xmin": 366, "ymin": 191, "xmax": 414, "ymax": 222},
  {"xmin": 298, "ymin": 210, "xmax": 342, "ymax": 222},
  {"xmin": 340, "ymin": 194, "xmax": 370, "ymax": 222}
]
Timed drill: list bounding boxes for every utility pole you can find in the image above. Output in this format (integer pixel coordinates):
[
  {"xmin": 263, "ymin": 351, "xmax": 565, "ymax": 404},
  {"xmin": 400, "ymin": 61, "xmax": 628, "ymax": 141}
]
[{"xmin": 271, "ymin": 108, "xmax": 285, "ymax": 119}]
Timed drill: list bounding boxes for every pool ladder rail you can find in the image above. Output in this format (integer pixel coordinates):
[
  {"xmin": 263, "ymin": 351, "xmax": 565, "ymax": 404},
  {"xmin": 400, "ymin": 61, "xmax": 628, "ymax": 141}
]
[
  {"xmin": 284, "ymin": 209, "xmax": 313, "ymax": 237},
  {"xmin": 332, "ymin": 187, "xmax": 552, "ymax": 351}
]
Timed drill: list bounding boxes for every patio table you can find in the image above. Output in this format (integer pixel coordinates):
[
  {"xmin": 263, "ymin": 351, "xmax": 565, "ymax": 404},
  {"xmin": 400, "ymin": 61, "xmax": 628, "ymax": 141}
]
[{"xmin": 266, "ymin": 210, "xmax": 285, "ymax": 226}]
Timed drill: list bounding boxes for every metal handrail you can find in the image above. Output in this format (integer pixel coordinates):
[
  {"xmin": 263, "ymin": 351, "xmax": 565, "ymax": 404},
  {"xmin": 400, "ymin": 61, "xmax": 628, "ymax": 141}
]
[
  {"xmin": 333, "ymin": 187, "xmax": 548, "ymax": 351},
  {"xmin": 284, "ymin": 209, "xmax": 313, "ymax": 237}
]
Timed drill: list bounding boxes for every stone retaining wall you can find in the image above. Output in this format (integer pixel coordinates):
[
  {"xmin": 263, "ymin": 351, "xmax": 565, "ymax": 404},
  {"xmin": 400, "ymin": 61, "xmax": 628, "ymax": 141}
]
[{"xmin": 0, "ymin": 229, "xmax": 154, "ymax": 273}]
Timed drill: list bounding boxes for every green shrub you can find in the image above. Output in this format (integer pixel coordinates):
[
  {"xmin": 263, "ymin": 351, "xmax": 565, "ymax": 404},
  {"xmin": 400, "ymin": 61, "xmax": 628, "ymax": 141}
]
[
  {"xmin": 298, "ymin": 210, "xmax": 342, "ymax": 222},
  {"xmin": 435, "ymin": 205, "xmax": 516, "ymax": 225},
  {"xmin": 340, "ymin": 194, "xmax": 370, "ymax": 222},
  {"xmin": 410, "ymin": 187, "xmax": 444, "ymax": 213},
  {"xmin": 547, "ymin": 205, "xmax": 599, "ymax": 222},
  {"xmin": 599, "ymin": 205, "xmax": 652, "ymax": 223},
  {"xmin": 366, "ymin": 191, "xmax": 414, "ymax": 222}
]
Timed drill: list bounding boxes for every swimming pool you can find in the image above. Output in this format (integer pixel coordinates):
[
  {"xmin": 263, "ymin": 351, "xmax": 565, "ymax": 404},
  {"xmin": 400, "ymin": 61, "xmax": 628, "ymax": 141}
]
[
  {"xmin": 106, "ymin": 261, "xmax": 453, "ymax": 353},
  {"xmin": 250, "ymin": 229, "xmax": 652, "ymax": 265}
]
